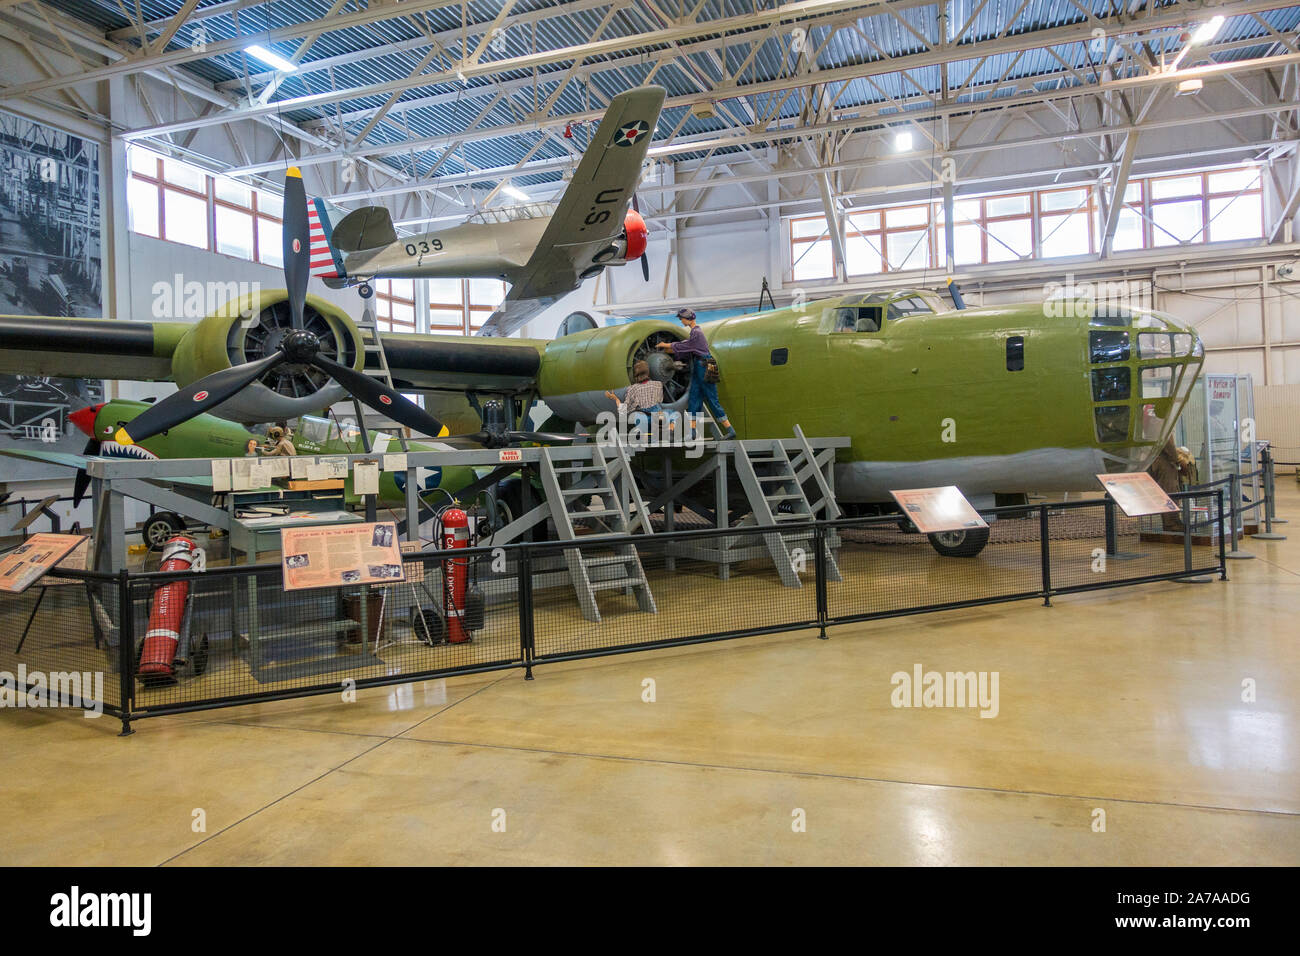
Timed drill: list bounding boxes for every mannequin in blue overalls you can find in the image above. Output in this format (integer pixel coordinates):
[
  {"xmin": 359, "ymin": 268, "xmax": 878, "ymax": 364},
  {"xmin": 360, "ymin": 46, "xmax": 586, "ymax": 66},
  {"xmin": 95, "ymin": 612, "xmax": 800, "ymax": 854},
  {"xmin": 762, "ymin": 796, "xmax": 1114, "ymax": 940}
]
[{"xmin": 655, "ymin": 307, "xmax": 736, "ymax": 439}]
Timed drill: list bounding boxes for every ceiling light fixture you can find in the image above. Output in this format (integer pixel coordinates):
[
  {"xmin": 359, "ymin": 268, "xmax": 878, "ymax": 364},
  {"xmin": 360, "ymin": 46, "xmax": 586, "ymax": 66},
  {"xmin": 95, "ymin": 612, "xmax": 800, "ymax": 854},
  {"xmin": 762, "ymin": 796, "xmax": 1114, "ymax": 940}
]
[{"xmin": 244, "ymin": 44, "xmax": 298, "ymax": 72}]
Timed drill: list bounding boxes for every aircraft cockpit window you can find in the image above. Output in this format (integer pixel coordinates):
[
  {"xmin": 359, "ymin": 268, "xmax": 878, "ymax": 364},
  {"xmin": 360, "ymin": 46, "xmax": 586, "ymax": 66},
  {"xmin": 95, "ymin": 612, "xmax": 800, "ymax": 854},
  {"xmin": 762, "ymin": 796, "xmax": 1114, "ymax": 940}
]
[
  {"xmin": 299, "ymin": 417, "xmax": 330, "ymax": 444},
  {"xmin": 1089, "ymin": 307, "xmax": 1131, "ymax": 327},
  {"xmin": 831, "ymin": 306, "xmax": 882, "ymax": 332},
  {"xmin": 1089, "ymin": 330, "xmax": 1130, "ymax": 363},
  {"xmin": 886, "ymin": 296, "xmax": 933, "ymax": 321}
]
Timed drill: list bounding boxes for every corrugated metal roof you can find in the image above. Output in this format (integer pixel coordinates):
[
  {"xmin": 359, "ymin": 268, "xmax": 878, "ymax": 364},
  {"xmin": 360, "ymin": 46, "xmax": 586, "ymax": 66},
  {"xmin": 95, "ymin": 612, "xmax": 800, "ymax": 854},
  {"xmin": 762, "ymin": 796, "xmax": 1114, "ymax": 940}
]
[{"xmin": 43, "ymin": 0, "xmax": 1300, "ymax": 189}]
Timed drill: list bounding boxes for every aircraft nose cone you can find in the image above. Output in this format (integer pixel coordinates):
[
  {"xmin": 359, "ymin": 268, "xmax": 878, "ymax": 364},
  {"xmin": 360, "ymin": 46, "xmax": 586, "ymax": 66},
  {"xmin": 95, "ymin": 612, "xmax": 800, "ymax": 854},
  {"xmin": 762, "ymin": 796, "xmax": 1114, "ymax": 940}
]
[{"xmin": 69, "ymin": 404, "xmax": 103, "ymax": 437}]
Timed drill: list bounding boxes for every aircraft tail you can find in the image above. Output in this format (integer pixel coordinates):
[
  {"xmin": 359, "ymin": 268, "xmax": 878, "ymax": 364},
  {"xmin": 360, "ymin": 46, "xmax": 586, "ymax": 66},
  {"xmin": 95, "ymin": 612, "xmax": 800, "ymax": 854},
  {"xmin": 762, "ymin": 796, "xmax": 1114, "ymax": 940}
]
[{"xmin": 307, "ymin": 196, "xmax": 347, "ymax": 285}]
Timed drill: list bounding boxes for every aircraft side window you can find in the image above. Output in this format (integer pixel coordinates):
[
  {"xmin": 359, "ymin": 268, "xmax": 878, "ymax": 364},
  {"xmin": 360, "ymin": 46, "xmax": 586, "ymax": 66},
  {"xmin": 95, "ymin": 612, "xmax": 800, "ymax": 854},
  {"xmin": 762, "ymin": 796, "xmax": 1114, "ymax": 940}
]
[
  {"xmin": 1006, "ymin": 336, "xmax": 1025, "ymax": 372},
  {"xmin": 1094, "ymin": 405, "xmax": 1130, "ymax": 444},
  {"xmin": 1091, "ymin": 367, "xmax": 1130, "ymax": 401}
]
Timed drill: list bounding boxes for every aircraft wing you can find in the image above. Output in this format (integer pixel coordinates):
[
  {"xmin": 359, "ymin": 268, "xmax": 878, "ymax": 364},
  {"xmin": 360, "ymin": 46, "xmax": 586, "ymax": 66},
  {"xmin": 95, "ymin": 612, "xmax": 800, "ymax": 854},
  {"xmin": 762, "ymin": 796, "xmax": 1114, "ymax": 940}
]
[
  {"xmin": 0, "ymin": 448, "xmax": 95, "ymax": 470},
  {"xmin": 0, "ymin": 315, "xmax": 186, "ymax": 380},
  {"xmin": 477, "ymin": 86, "xmax": 666, "ymax": 337},
  {"xmin": 0, "ymin": 449, "xmax": 215, "ymax": 488}
]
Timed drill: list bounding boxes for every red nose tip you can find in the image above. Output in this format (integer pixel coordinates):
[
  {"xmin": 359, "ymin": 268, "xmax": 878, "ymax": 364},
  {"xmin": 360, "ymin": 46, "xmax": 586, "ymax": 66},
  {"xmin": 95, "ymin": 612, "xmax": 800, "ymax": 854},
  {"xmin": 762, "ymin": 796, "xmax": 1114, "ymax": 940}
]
[{"xmin": 69, "ymin": 404, "xmax": 103, "ymax": 437}]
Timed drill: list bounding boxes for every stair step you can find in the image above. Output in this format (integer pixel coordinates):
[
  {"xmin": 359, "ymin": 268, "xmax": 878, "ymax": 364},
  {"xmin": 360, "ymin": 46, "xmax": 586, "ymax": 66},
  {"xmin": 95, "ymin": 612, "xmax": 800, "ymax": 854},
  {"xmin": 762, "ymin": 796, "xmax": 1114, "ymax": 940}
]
[
  {"xmin": 554, "ymin": 465, "xmax": 600, "ymax": 474},
  {"xmin": 583, "ymin": 553, "xmax": 637, "ymax": 568},
  {"xmin": 562, "ymin": 486, "xmax": 614, "ymax": 496},
  {"xmin": 773, "ymin": 512, "xmax": 813, "ymax": 522},
  {"xmin": 590, "ymin": 576, "xmax": 646, "ymax": 591},
  {"xmin": 759, "ymin": 474, "xmax": 793, "ymax": 482},
  {"xmin": 570, "ymin": 508, "xmax": 623, "ymax": 519}
]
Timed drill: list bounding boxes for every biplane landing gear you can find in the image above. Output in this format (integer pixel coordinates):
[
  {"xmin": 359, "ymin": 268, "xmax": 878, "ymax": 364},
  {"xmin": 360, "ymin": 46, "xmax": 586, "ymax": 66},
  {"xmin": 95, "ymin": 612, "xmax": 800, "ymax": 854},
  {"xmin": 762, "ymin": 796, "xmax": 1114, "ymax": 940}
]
[{"xmin": 357, "ymin": 282, "xmax": 374, "ymax": 299}]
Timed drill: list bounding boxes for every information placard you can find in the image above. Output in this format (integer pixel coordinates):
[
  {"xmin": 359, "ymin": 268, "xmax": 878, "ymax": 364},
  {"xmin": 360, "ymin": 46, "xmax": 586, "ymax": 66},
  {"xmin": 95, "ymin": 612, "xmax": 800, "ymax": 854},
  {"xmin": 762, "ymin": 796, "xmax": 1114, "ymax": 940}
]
[
  {"xmin": 1096, "ymin": 472, "xmax": 1179, "ymax": 517},
  {"xmin": 280, "ymin": 521, "xmax": 405, "ymax": 591},
  {"xmin": 0, "ymin": 533, "xmax": 89, "ymax": 594},
  {"xmin": 889, "ymin": 486, "xmax": 989, "ymax": 535}
]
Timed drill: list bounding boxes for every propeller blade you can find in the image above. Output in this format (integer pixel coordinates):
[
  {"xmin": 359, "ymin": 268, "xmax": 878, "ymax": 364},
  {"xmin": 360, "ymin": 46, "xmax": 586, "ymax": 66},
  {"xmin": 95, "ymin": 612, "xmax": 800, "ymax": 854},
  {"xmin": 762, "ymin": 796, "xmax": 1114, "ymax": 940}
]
[
  {"xmin": 283, "ymin": 167, "xmax": 310, "ymax": 329},
  {"xmin": 73, "ymin": 439, "xmax": 98, "ymax": 507},
  {"xmin": 631, "ymin": 193, "xmax": 640, "ymax": 213},
  {"xmin": 309, "ymin": 353, "xmax": 448, "ymax": 438},
  {"xmin": 511, "ymin": 431, "xmax": 578, "ymax": 444},
  {"xmin": 114, "ymin": 352, "xmax": 288, "ymax": 446},
  {"xmin": 640, "ymin": 252, "xmax": 650, "ymax": 281}
]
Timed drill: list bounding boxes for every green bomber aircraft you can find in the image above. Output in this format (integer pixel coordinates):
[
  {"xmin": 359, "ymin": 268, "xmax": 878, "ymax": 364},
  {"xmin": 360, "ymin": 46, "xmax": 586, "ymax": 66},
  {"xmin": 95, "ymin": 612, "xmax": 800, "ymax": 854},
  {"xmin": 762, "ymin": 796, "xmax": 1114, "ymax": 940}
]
[{"xmin": 0, "ymin": 279, "xmax": 1205, "ymax": 558}]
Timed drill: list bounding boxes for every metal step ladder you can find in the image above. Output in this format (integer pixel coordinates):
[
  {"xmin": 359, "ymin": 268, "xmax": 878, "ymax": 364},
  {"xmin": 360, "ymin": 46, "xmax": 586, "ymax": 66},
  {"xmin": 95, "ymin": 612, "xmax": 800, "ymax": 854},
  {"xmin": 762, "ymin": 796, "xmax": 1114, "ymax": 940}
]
[
  {"xmin": 353, "ymin": 302, "xmax": 409, "ymax": 453},
  {"xmin": 539, "ymin": 444, "xmax": 656, "ymax": 623},
  {"xmin": 732, "ymin": 426, "xmax": 842, "ymax": 587}
]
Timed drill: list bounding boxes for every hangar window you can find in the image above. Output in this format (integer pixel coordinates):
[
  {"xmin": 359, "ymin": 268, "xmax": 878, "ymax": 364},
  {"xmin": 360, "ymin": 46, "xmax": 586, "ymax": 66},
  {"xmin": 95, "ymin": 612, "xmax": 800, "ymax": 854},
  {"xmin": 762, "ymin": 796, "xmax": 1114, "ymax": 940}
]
[
  {"xmin": 791, "ymin": 215, "xmax": 834, "ymax": 281},
  {"xmin": 373, "ymin": 279, "xmax": 416, "ymax": 332},
  {"xmin": 1094, "ymin": 405, "xmax": 1131, "ymax": 444},
  {"xmin": 127, "ymin": 145, "xmax": 284, "ymax": 266},
  {"xmin": 1091, "ymin": 367, "xmax": 1130, "ymax": 401},
  {"xmin": 1039, "ymin": 188, "xmax": 1095, "ymax": 258},
  {"xmin": 425, "ymin": 278, "xmax": 508, "ymax": 335},
  {"xmin": 1006, "ymin": 336, "xmax": 1025, "ymax": 372},
  {"xmin": 1090, "ymin": 331, "xmax": 1130, "ymax": 364}
]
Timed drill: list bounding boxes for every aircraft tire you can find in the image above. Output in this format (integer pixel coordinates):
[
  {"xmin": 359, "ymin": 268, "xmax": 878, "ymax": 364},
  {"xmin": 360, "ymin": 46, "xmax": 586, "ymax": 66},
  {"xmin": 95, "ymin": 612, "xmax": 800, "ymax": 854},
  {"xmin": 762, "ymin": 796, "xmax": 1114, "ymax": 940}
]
[
  {"xmin": 926, "ymin": 526, "xmax": 990, "ymax": 558},
  {"xmin": 142, "ymin": 512, "xmax": 184, "ymax": 551},
  {"xmin": 358, "ymin": 283, "xmax": 374, "ymax": 299},
  {"xmin": 495, "ymin": 477, "xmax": 550, "ymax": 542}
]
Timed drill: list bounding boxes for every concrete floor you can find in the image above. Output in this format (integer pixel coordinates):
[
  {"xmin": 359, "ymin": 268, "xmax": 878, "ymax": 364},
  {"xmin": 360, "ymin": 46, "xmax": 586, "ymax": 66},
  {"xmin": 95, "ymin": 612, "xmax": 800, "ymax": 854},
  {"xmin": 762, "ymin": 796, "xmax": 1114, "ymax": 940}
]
[{"xmin": 2, "ymin": 483, "xmax": 1298, "ymax": 866}]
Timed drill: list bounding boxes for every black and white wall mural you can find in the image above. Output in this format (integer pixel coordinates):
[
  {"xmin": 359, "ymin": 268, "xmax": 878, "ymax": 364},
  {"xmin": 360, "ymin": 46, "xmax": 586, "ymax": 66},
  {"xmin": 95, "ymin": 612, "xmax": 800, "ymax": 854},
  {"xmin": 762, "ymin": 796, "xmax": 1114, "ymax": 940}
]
[{"xmin": 0, "ymin": 108, "xmax": 103, "ymax": 481}]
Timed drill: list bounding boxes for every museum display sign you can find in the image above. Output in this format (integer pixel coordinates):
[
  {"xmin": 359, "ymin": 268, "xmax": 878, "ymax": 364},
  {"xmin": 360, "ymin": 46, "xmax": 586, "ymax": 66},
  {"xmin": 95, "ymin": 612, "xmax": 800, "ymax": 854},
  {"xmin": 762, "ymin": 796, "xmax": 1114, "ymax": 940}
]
[
  {"xmin": 0, "ymin": 532, "xmax": 89, "ymax": 593},
  {"xmin": 280, "ymin": 521, "xmax": 405, "ymax": 591},
  {"xmin": 888, "ymin": 486, "xmax": 989, "ymax": 534},
  {"xmin": 1095, "ymin": 472, "xmax": 1179, "ymax": 517}
]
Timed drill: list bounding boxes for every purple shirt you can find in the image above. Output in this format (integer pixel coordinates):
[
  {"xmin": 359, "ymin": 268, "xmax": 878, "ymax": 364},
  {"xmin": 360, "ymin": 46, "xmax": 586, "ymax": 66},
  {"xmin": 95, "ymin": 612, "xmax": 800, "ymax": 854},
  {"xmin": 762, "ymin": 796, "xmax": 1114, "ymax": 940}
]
[{"xmin": 669, "ymin": 325, "xmax": 710, "ymax": 359}]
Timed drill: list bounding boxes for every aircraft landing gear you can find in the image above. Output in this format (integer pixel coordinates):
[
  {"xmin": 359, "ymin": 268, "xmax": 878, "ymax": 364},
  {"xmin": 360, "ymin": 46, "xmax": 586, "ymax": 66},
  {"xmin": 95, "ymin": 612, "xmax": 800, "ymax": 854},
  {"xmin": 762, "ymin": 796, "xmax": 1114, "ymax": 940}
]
[
  {"xmin": 142, "ymin": 512, "xmax": 185, "ymax": 551},
  {"xmin": 927, "ymin": 526, "xmax": 990, "ymax": 558},
  {"xmin": 357, "ymin": 283, "xmax": 374, "ymax": 299}
]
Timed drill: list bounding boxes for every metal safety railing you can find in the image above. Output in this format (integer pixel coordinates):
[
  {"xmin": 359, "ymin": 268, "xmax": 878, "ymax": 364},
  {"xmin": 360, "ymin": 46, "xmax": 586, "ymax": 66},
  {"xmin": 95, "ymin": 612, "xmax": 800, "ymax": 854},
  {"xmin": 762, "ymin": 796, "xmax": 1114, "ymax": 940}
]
[{"xmin": 0, "ymin": 489, "xmax": 1233, "ymax": 736}]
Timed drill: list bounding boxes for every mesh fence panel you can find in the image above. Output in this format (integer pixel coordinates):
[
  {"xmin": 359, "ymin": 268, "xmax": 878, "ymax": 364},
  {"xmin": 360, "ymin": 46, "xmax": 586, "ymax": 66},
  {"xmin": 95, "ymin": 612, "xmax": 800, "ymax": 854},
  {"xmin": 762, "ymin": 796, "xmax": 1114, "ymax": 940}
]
[
  {"xmin": 0, "ymin": 571, "xmax": 122, "ymax": 715},
  {"xmin": 530, "ymin": 526, "xmax": 820, "ymax": 660},
  {"xmin": 125, "ymin": 549, "xmax": 524, "ymax": 713},
  {"xmin": 826, "ymin": 514, "xmax": 1043, "ymax": 621},
  {"xmin": 1046, "ymin": 497, "xmax": 1221, "ymax": 592}
]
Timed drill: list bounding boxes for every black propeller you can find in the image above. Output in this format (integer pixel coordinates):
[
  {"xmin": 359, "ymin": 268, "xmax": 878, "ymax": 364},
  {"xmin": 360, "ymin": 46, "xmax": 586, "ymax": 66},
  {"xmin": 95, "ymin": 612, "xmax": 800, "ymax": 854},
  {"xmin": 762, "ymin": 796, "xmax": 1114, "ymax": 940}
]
[
  {"xmin": 632, "ymin": 193, "xmax": 650, "ymax": 281},
  {"xmin": 73, "ymin": 439, "xmax": 96, "ymax": 507},
  {"xmin": 114, "ymin": 166, "xmax": 449, "ymax": 448}
]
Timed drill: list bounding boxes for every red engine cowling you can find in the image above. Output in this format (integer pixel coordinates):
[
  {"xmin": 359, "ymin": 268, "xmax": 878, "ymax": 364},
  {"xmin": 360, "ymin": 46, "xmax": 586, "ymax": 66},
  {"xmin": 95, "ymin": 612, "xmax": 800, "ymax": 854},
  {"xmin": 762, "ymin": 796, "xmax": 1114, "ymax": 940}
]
[
  {"xmin": 138, "ymin": 535, "xmax": 199, "ymax": 679},
  {"xmin": 591, "ymin": 208, "xmax": 648, "ymax": 266},
  {"xmin": 622, "ymin": 208, "xmax": 647, "ymax": 261}
]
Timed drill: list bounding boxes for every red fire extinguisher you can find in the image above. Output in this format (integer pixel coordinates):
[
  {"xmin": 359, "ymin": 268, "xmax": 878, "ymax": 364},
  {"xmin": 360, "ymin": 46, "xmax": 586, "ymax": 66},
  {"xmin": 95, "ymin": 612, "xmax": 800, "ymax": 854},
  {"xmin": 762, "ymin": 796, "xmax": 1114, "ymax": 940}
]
[
  {"xmin": 441, "ymin": 508, "xmax": 471, "ymax": 644},
  {"xmin": 139, "ymin": 535, "xmax": 200, "ymax": 678}
]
